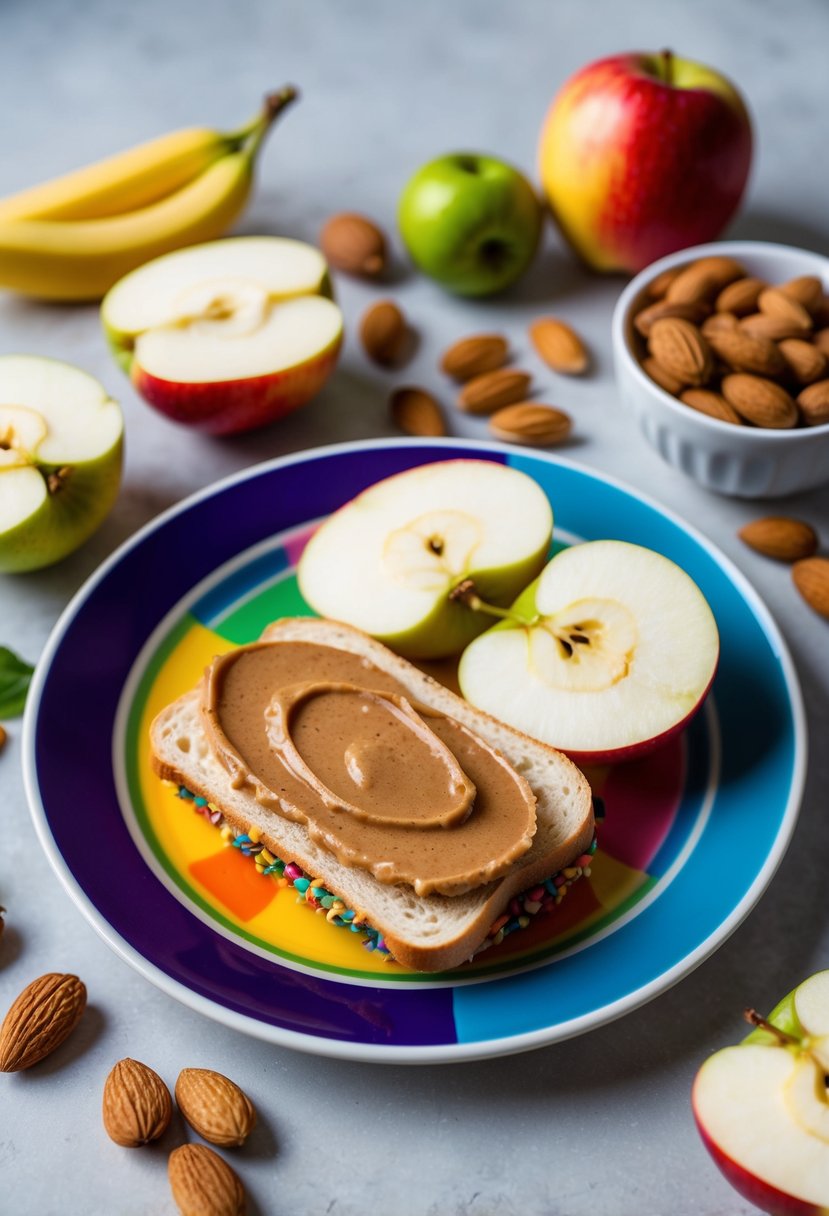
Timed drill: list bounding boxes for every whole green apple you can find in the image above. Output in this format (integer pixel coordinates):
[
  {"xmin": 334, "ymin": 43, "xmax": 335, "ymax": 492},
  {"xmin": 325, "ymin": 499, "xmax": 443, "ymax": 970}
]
[{"xmin": 398, "ymin": 153, "xmax": 542, "ymax": 296}]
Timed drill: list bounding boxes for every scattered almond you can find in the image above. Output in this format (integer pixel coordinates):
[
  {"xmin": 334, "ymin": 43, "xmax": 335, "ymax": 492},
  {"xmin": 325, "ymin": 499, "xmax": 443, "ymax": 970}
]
[
  {"xmin": 758, "ymin": 287, "xmax": 812, "ymax": 331},
  {"xmin": 665, "ymin": 256, "xmax": 744, "ymax": 304},
  {"xmin": 168, "ymin": 1143, "xmax": 245, "ymax": 1216},
  {"xmin": 488, "ymin": 403, "xmax": 572, "ymax": 447},
  {"xmin": 778, "ymin": 339, "xmax": 827, "ymax": 385},
  {"xmin": 796, "ymin": 380, "xmax": 829, "ymax": 426},
  {"xmin": 707, "ymin": 328, "xmax": 786, "ymax": 377},
  {"xmin": 529, "ymin": 317, "xmax": 589, "ymax": 374},
  {"xmin": 389, "ymin": 387, "xmax": 446, "ymax": 437},
  {"xmin": 701, "ymin": 312, "xmax": 739, "ymax": 339},
  {"xmin": 740, "ymin": 312, "xmax": 809, "ymax": 342},
  {"xmin": 633, "ymin": 300, "xmax": 707, "ymax": 338},
  {"xmin": 814, "ymin": 328, "xmax": 829, "ymax": 357},
  {"xmin": 0, "ymin": 972, "xmax": 86, "ymax": 1071},
  {"xmin": 792, "ymin": 558, "xmax": 829, "ymax": 618},
  {"xmin": 780, "ymin": 275, "xmax": 823, "ymax": 313},
  {"xmin": 320, "ymin": 212, "xmax": 386, "ymax": 278},
  {"xmin": 359, "ymin": 300, "xmax": 407, "ymax": 365},
  {"xmin": 176, "ymin": 1068, "xmax": 256, "ymax": 1148},
  {"xmin": 647, "ymin": 265, "xmax": 683, "ymax": 298},
  {"xmin": 680, "ymin": 389, "xmax": 742, "ymax": 426},
  {"xmin": 648, "ymin": 318, "xmax": 712, "ymax": 386},
  {"xmin": 721, "ymin": 374, "xmax": 798, "ymax": 428},
  {"xmin": 439, "ymin": 334, "xmax": 508, "ymax": 381},
  {"xmin": 738, "ymin": 518, "xmax": 819, "ymax": 562},
  {"xmin": 103, "ymin": 1058, "xmax": 172, "ymax": 1147},
  {"xmin": 457, "ymin": 368, "xmax": 532, "ymax": 415},
  {"xmin": 715, "ymin": 277, "xmax": 767, "ymax": 317},
  {"xmin": 642, "ymin": 357, "xmax": 685, "ymax": 396}
]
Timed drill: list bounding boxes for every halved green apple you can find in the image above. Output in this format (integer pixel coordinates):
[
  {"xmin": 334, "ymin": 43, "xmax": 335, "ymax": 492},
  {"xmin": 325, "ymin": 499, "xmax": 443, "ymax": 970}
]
[
  {"xmin": 0, "ymin": 356, "xmax": 123, "ymax": 573},
  {"xmin": 458, "ymin": 540, "xmax": 719, "ymax": 763},
  {"xmin": 101, "ymin": 236, "xmax": 343, "ymax": 435},
  {"xmin": 297, "ymin": 460, "xmax": 553, "ymax": 659}
]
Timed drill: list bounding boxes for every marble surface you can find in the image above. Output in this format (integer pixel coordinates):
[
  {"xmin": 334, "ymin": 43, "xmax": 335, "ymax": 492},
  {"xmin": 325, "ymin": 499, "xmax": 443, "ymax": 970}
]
[{"xmin": 1, "ymin": 1, "xmax": 828, "ymax": 1212}]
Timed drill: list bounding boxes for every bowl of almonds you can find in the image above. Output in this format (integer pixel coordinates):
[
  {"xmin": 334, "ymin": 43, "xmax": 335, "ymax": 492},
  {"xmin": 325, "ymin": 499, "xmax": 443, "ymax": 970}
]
[{"xmin": 612, "ymin": 241, "xmax": 829, "ymax": 497}]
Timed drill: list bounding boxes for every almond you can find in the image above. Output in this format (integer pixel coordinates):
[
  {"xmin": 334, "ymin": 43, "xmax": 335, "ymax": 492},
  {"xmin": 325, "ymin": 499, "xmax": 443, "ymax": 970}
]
[
  {"xmin": 359, "ymin": 300, "xmax": 407, "ymax": 365},
  {"xmin": 647, "ymin": 265, "xmax": 683, "ymax": 298},
  {"xmin": 778, "ymin": 338, "xmax": 827, "ymax": 385},
  {"xmin": 721, "ymin": 374, "xmax": 798, "ymax": 428},
  {"xmin": 715, "ymin": 277, "xmax": 767, "ymax": 316},
  {"xmin": 758, "ymin": 287, "xmax": 812, "ymax": 331},
  {"xmin": 320, "ymin": 212, "xmax": 386, "ymax": 278},
  {"xmin": 488, "ymin": 403, "xmax": 572, "ymax": 447},
  {"xmin": 642, "ymin": 357, "xmax": 685, "ymax": 396},
  {"xmin": 176, "ymin": 1068, "xmax": 256, "ymax": 1148},
  {"xmin": 633, "ymin": 300, "xmax": 708, "ymax": 338},
  {"xmin": 701, "ymin": 312, "xmax": 740, "ymax": 339},
  {"xmin": 168, "ymin": 1143, "xmax": 245, "ymax": 1216},
  {"xmin": 739, "ymin": 518, "xmax": 819, "ymax": 562},
  {"xmin": 529, "ymin": 317, "xmax": 589, "ymax": 374},
  {"xmin": 680, "ymin": 389, "xmax": 742, "ymax": 426},
  {"xmin": 792, "ymin": 558, "xmax": 829, "ymax": 619},
  {"xmin": 457, "ymin": 368, "xmax": 532, "ymax": 415},
  {"xmin": 0, "ymin": 973, "xmax": 86, "ymax": 1071},
  {"xmin": 648, "ymin": 317, "xmax": 712, "ymax": 386},
  {"xmin": 440, "ymin": 334, "xmax": 508, "ymax": 382},
  {"xmin": 707, "ymin": 328, "xmax": 786, "ymax": 377},
  {"xmin": 815, "ymin": 297, "xmax": 829, "ymax": 328},
  {"xmin": 780, "ymin": 275, "xmax": 824, "ymax": 313},
  {"xmin": 740, "ymin": 313, "xmax": 809, "ymax": 342},
  {"xmin": 796, "ymin": 379, "xmax": 829, "ymax": 426},
  {"xmin": 389, "ymin": 387, "xmax": 446, "ymax": 437},
  {"xmin": 665, "ymin": 256, "xmax": 744, "ymax": 304},
  {"xmin": 814, "ymin": 328, "xmax": 829, "ymax": 357},
  {"xmin": 103, "ymin": 1058, "xmax": 172, "ymax": 1147}
]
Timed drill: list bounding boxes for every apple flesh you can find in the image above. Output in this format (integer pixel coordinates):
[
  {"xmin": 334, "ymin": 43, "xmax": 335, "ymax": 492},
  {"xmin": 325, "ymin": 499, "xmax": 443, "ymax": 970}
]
[
  {"xmin": 0, "ymin": 356, "xmax": 123, "ymax": 573},
  {"xmin": 101, "ymin": 236, "xmax": 343, "ymax": 435},
  {"xmin": 457, "ymin": 540, "xmax": 719, "ymax": 763},
  {"xmin": 297, "ymin": 460, "xmax": 553, "ymax": 660},
  {"xmin": 398, "ymin": 153, "xmax": 542, "ymax": 296},
  {"xmin": 538, "ymin": 50, "xmax": 752, "ymax": 273}
]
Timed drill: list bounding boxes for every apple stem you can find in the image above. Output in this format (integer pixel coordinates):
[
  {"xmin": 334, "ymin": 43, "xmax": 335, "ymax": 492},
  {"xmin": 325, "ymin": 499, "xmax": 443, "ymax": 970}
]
[
  {"xmin": 449, "ymin": 578, "xmax": 538, "ymax": 626},
  {"xmin": 45, "ymin": 466, "xmax": 71, "ymax": 496},
  {"xmin": 245, "ymin": 85, "xmax": 299, "ymax": 159},
  {"xmin": 659, "ymin": 49, "xmax": 673, "ymax": 85},
  {"xmin": 743, "ymin": 1008, "xmax": 799, "ymax": 1045}
]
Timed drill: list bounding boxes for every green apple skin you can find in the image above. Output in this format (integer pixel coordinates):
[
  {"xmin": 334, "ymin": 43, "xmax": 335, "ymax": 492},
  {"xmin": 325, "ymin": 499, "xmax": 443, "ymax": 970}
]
[
  {"xmin": 398, "ymin": 153, "xmax": 543, "ymax": 297},
  {"xmin": 743, "ymin": 986, "xmax": 804, "ymax": 1046},
  {"xmin": 0, "ymin": 440, "xmax": 123, "ymax": 574}
]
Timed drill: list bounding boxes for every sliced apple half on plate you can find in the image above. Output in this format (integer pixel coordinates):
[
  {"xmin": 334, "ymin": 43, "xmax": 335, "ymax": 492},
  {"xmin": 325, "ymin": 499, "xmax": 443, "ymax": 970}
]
[
  {"xmin": 298, "ymin": 460, "xmax": 553, "ymax": 659},
  {"xmin": 457, "ymin": 539, "xmax": 719, "ymax": 763},
  {"xmin": 101, "ymin": 236, "xmax": 343, "ymax": 435},
  {"xmin": 0, "ymin": 355, "xmax": 123, "ymax": 573},
  {"xmin": 693, "ymin": 971, "xmax": 829, "ymax": 1216}
]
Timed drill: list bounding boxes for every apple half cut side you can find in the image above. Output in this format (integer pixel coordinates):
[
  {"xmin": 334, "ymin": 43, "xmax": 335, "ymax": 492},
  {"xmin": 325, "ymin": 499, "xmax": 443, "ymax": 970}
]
[
  {"xmin": 0, "ymin": 355, "xmax": 123, "ymax": 573},
  {"xmin": 457, "ymin": 540, "xmax": 719, "ymax": 764},
  {"xmin": 101, "ymin": 236, "xmax": 343, "ymax": 435},
  {"xmin": 297, "ymin": 460, "xmax": 553, "ymax": 660}
]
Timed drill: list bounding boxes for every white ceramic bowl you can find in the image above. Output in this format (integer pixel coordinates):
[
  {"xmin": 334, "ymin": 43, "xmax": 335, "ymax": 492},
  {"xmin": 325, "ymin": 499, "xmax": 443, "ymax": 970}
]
[{"xmin": 612, "ymin": 240, "xmax": 829, "ymax": 498}]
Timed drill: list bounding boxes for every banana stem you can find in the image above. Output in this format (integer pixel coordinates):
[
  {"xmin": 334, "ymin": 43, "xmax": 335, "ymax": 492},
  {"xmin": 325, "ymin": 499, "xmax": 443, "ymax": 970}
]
[
  {"xmin": 244, "ymin": 85, "xmax": 299, "ymax": 159},
  {"xmin": 449, "ymin": 578, "xmax": 538, "ymax": 627}
]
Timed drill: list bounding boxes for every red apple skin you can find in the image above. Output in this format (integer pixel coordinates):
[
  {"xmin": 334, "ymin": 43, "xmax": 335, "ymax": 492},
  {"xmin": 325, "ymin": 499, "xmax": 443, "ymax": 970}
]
[
  {"xmin": 538, "ymin": 52, "xmax": 753, "ymax": 273},
  {"xmin": 131, "ymin": 337, "xmax": 341, "ymax": 436},
  {"xmin": 693, "ymin": 1111, "xmax": 828, "ymax": 1216}
]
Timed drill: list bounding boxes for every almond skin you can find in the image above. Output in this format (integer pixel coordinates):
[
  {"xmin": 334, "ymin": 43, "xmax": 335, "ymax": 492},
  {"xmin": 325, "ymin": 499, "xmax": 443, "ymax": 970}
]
[
  {"xmin": 792, "ymin": 557, "xmax": 829, "ymax": 619},
  {"xmin": 488, "ymin": 403, "xmax": 572, "ymax": 447},
  {"xmin": 665, "ymin": 256, "xmax": 744, "ymax": 304},
  {"xmin": 359, "ymin": 300, "xmax": 407, "ymax": 366},
  {"xmin": 796, "ymin": 379, "xmax": 829, "ymax": 426},
  {"xmin": 0, "ymin": 973, "xmax": 86, "ymax": 1071},
  {"xmin": 648, "ymin": 317, "xmax": 712, "ymax": 386},
  {"xmin": 758, "ymin": 287, "xmax": 813, "ymax": 331},
  {"xmin": 633, "ymin": 300, "xmax": 708, "ymax": 338},
  {"xmin": 740, "ymin": 313, "xmax": 809, "ymax": 342},
  {"xmin": 103, "ymin": 1058, "xmax": 172, "ymax": 1147},
  {"xmin": 707, "ymin": 328, "xmax": 786, "ymax": 377},
  {"xmin": 529, "ymin": 317, "xmax": 589, "ymax": 374},
  {"xmin": 780, "ymin": 275, "xmax": 824, "ymax": 313},
  {"xmin": 778, "ymin": 339, "xmax": 827, "ymax": 385},
  {"xmin": 647, "ymin": 265, "xmax": 683, "ymax": 298},
  {"xmin": 642, "ymin": 357, "xmax": 685, "ymax": 396},
  {"xmin": 320, "ymin": 212, "xmax": 386, "ymax": 278},
  {"xmin": 701, "ymin": 312, "xmax": 740, "ymax": 339},
  {"xmin": 715, "ymin": 277, "xmax": 767, "ymax": 317},
  {"xmin": 814, "ymin": 328, "xmax": 829, "ymax": 357},
  {"xmin": 176, "ymin": 1068, "xmax": 256, "ymax": 1148},
  {"xmin": 679, "ymin": 389, "xmax": 742, "ymax": 426},
  {"xmin": 440, "ymin": 334, "xmax": 507, "ymax": 381},
  {"xmin": 457, "ymin": 368, "xmax": 532, "ymax": 415},
  {"xmin": 168, "ymin": 1143, "xmax": 245, "ymax": 1216},
  {"xmin": 721, "ymin": 374, "xmax": 798, "ymax": 428},
  {"xmin": 389, "ymin": 387, "xmax": 446, "ymax": 437},
  {"xmin": 739, "ymin": 518, "xmax": 819, "ymax": 562}
]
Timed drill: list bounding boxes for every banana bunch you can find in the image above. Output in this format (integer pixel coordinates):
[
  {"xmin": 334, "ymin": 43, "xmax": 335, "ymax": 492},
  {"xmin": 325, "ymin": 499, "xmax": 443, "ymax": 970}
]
[{"xmin": 0, "ymin": 87, "xmax": 297, "ymax": 301}]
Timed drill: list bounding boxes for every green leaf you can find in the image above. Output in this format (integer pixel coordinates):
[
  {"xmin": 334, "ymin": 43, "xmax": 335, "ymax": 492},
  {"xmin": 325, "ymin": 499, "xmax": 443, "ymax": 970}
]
[{"xmin": 0, "ymin": 646, "xmax": 35, "ymax": 718}]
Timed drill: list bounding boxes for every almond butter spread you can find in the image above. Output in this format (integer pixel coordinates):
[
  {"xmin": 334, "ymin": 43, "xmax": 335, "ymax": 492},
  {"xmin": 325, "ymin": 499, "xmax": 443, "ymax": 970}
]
[{"xmin": 202, "ymin": 640, "xmax": 536, "ymax": 896}]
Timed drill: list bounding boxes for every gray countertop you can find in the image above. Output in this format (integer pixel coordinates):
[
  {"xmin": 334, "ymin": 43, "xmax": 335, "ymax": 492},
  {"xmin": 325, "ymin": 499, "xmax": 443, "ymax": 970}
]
[{"xmin": 1, "ymin": 1, "xmax": 828, "ymax": 1212}]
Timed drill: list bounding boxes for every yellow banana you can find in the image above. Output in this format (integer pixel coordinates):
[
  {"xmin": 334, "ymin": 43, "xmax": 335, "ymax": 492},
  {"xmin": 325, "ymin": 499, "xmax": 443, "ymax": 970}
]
[{"xmin": 0, "ymin": 87, "xmax": 297, "ymax": 300}]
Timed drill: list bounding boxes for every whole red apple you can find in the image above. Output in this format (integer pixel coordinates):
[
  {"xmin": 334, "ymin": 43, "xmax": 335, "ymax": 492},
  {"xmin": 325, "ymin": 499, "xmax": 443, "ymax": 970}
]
[{"xmin": 538, "ymin": 50, "xmax": 753, "ymax": 273}]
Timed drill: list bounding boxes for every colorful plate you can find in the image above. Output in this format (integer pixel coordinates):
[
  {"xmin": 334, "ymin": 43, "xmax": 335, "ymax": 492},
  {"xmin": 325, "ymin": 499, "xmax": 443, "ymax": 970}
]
[{"xmin": 23, "ymin": 440, "xmax": 806, "ymax": 1063}]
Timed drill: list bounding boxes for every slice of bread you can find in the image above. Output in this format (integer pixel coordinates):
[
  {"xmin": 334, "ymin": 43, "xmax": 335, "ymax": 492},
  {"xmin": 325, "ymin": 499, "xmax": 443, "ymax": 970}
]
[{"xmin": 150, "ymin": 618, "xmax": 594, "ymax": 972}]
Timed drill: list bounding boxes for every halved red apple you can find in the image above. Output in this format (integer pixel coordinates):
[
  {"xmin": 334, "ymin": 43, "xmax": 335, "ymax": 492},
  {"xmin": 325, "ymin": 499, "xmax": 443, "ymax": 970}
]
[{"xmin": 101, "ymin": 236, "xmax": 343, "ymax": 435}]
